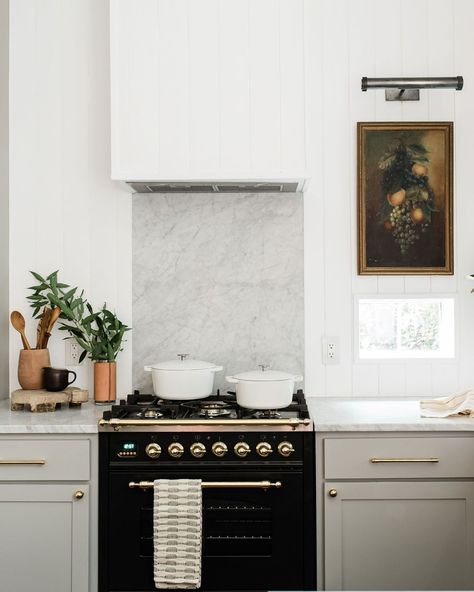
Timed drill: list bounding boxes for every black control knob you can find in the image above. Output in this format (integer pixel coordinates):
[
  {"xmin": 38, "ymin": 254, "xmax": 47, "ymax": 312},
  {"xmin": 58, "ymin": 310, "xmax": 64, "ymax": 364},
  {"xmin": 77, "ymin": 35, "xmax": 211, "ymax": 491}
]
[{"xmin": 145, "ymin": 443, "xmax": 162, "ymax": 459}]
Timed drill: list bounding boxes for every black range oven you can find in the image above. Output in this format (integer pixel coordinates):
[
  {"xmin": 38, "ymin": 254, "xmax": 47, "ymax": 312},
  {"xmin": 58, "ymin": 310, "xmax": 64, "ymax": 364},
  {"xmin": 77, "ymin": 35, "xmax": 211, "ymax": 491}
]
[{"xmin": 99, "ymin": 391, "xmax": 316, "ymax": 592}]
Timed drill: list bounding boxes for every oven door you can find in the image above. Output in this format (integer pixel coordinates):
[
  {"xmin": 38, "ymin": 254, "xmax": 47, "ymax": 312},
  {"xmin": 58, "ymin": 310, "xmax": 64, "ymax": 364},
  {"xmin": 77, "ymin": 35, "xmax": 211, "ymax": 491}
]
[{"xmin": 105, "ymin": 469, "xmax": 305, "ymax": 591}]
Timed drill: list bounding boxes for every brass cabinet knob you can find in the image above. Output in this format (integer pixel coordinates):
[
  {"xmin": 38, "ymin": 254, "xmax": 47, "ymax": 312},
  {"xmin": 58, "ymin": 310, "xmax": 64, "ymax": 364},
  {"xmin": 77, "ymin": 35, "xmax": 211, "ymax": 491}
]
[
  {"xmin": 328, "ymin": 489, "xmax": 337, "ymax": 498},
  {"xmin": 234, "ymin": 442, "xmax": 251, "ymax": 458},
  {"xmin": 74, "ymin": 490, "xmax": 85, "ymax": 500},
  {"xmin": 190, "ymin": 442, "xmax": 206, "ymax": 458},
  {"xmin": 145, "ymin": 443, "xmax": 162, "ymax": 459},
  {"xmin": 168, "ymin": 442, "xmax": 184, "ymax": 458},
  {"xmin": 277, "ymin": 441, "xmax": 295, "ymax": 457},
  {"xmin": 256, "ymin": 442, "xmax": 273, "ymax": 458},
  {"xmin": 212, "ymin": 441, "xmax": 228, "ymax": 457}
]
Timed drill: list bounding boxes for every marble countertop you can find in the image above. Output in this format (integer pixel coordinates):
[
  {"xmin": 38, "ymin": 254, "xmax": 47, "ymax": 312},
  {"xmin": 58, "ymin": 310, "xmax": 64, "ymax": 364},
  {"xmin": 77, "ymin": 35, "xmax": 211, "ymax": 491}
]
[
  {"xmin": 0, "ymin": 399, "xmax": 105, "ymax": 433},
  {"xmin": 1, "ymin": 396, "xmax": 473, "ymax": 434},
  {"xmin": 308, "ymin": 397, "xmax": 474, "ymax": 432}
]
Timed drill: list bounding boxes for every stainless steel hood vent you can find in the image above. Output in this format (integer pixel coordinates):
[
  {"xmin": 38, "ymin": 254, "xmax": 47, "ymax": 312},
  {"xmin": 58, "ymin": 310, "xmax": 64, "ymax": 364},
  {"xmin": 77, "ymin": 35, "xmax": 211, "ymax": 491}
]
[{"xmin": 127, "ymin": 181, "xmax": 303, "ymax": 194}]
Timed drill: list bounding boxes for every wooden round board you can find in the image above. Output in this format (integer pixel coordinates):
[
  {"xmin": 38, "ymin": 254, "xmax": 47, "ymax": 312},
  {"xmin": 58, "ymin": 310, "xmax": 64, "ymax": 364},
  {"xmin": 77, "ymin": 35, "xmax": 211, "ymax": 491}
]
[{"xmin": 10, "ymin": 387, "xmax": 89, "ymax": 412}]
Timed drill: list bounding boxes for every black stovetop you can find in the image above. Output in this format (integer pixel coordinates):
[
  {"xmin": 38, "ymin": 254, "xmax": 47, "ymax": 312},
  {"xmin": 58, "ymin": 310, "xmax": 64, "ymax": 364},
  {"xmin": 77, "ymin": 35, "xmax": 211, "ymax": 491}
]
[{"xmin": 102, "ymin": 389, "xmax": 310, "ymax": 422}]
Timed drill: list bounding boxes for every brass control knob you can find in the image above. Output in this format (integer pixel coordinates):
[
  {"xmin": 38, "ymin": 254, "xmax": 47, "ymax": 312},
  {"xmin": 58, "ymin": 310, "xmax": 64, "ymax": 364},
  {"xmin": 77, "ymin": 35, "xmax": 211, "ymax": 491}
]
[
  {"xmin": 212, "ymin": 441, "xmax": 228, "ymax": 458},
  {"xmin": 277, "ymin": 441, "xmax": 295, "ymax": 457},
  {"xmin": 234, "ymin": 442, "xmax": 251, "ymax": 458},
  {"xmin": 168, "ymin": 442, "xmax": 184, "ymax": 458},
  {"xmin": 190, "ymin": 442, "xmax": 206, "ymax": 458},
  {"xmin": 256, "ymin": 442, "xmax": 273, "ymax": 458},
  {"xmin": 145, "ymin": 443, "xmax": 162, "ymax": 459}
]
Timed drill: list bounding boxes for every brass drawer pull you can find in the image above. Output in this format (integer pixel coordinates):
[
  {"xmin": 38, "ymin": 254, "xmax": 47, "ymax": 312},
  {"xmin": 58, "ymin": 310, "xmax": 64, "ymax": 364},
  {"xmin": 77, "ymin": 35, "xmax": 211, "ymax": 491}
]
[
  {"xmin": 0, "ymin": 459, "xmax": 46, "ymax": 465},
  {"xmin": 129, "ymin": 480, "xmax": 282, "ymax": 490},
  {"xmin": 370, "ymin": 457, "xmax": 439, "ymax": 463}
]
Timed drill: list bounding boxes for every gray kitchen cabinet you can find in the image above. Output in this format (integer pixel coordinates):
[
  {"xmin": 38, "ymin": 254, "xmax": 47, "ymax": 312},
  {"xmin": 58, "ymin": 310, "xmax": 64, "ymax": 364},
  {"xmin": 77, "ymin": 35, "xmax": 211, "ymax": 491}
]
[
  {"xmin": 317, "ymin": 433, "xmax": 474, "ymax": 591},
  {"xmin": 0, "ymin": 483, "xmax": 89, "ymax": 592},
  {"xmin": 0, "ymin": 434, "xmax": 98, "ymax": 592}
]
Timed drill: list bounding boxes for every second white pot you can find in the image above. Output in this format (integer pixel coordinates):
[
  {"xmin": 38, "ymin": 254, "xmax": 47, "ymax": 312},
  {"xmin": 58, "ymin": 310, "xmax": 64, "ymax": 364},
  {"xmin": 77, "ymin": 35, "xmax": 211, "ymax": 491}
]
[{"xmin": 226, "ymin": 368, "xmax": 303, "ymax": 409}]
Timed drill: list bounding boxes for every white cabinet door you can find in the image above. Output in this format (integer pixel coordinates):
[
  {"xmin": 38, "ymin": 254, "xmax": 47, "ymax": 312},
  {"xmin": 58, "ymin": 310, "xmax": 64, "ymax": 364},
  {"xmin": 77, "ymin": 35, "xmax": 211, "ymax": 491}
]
[
  {"xmin": 110, "ymin": 0, "xmax": 306, "ymax": 182},
  {"xmin": 324, "ymin": 481, "xmax": 474, "ymax": 591},
  {"xmin": 0, "ymin": 483, "xmax": 89, "ymax": 592}
]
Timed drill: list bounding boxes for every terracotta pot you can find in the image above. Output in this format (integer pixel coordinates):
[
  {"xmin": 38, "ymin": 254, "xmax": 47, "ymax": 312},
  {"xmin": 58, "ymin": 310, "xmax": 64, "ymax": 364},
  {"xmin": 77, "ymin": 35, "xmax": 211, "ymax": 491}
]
[
  {"xmin": 94, "ymin": 361, "xmax": 117, "ymax": 405},
  {"xmin": 18, "ymin": 349, "xmax": 51, "ymax": 390}
]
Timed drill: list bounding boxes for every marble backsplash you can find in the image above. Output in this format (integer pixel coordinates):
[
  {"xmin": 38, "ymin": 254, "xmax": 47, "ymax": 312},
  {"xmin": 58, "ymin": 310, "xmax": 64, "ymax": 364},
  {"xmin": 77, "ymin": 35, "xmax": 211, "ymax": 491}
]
[{"xmin": 132, "ymin": 192, "xmax": 304, "ymax": 392}]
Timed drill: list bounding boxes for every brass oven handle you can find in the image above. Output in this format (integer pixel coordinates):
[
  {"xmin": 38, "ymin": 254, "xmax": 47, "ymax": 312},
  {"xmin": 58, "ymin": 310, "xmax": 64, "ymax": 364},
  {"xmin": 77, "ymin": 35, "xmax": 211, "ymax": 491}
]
[
  {"xmin": 100, "ymin": 418, "xmax": 311, "ymax": 427},
  {"xmin": 0, "ymin": 459, "xmax": 46, "ymax": 465},
  {"xmin": 370, "ymin": 457, "xmax": 439, "ymax": 463},
  {"xmin": 128, "ymin": 480, "xmax": 282, "ymax": 490}
]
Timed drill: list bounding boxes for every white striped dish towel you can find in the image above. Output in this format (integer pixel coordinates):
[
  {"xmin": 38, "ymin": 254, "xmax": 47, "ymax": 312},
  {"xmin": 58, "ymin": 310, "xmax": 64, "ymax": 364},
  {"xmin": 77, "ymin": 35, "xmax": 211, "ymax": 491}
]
[{"xmin": 153, "ymin": 479, "xmax": 202, "ymax": 589}]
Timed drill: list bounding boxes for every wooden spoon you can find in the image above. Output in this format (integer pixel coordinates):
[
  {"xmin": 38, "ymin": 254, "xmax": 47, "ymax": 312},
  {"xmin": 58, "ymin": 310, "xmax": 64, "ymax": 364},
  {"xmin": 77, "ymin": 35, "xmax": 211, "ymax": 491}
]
[
  {"xmin": 10, "ymin": 311, "xmax": 31, "ymax": 350},
  {"xmin": 36, "ymin": 306, "xmax": 51, "ymax": 350},
  {"xmin": 42, "ymin": 306, "xmax": 61, "ymax": 348}
]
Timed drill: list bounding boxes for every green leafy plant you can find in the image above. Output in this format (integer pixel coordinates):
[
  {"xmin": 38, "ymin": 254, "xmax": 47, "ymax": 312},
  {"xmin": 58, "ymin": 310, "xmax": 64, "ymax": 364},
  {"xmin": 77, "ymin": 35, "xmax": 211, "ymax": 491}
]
[{"xmin": 27, "ymin": 270, "xmax": 130, "ymax": 363}]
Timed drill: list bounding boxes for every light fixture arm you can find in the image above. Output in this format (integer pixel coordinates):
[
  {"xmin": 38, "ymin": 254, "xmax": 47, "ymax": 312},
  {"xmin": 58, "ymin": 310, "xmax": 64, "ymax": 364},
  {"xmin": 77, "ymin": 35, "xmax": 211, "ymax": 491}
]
[{"xmin": 361, "ymin": 76, "xmax": 463, "ymax": 101}]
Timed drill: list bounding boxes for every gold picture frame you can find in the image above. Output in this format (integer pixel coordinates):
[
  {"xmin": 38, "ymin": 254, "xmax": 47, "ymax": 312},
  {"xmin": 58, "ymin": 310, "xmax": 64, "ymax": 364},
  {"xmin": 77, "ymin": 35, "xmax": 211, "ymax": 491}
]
[{"xmin": 357, "ymin": 121, "xmax": 453, "ymax": 275}]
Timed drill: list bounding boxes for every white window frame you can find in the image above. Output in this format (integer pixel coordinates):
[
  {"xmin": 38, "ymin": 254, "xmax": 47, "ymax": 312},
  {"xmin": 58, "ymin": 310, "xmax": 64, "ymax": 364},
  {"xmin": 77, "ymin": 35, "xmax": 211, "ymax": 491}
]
[{"xmin": 354, "ymin": 294, "xmax": 457, "ymax": 363}]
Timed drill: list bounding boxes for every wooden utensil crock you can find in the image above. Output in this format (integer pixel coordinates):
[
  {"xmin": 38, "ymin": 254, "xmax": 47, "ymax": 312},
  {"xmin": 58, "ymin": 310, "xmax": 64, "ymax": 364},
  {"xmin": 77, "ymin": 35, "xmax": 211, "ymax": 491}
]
[{"xmin": 18, "ymin": 349, "xmax": 51, "ymax": 390}]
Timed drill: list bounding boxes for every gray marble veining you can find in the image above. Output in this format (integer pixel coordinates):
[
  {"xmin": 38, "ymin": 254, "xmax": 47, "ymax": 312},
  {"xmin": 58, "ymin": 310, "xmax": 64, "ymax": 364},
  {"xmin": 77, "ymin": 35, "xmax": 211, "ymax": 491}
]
[{"xmin": 133, "ymin": 192, "xmax": 304, "ymax": 392}]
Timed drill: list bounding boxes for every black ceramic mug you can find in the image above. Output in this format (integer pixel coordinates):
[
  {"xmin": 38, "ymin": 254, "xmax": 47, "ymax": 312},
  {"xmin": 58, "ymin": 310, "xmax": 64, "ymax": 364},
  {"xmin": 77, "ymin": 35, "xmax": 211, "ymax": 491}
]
[{"xmin": 43, "ymin": 367, "xmax": 77, "ymax": 392}]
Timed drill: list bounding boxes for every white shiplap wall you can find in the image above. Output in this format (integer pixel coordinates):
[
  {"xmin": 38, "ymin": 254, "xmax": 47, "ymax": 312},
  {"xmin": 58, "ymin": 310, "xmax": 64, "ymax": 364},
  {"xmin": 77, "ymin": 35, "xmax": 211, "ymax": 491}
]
[
  {"xmin": 9, "ymin": 0, "xmax": 132, "ymax": 395},
  {"xmin": 0, "ymin": 0, "xmax": 8, "ymax": 399},
  {"xmin": 304, "ymin": 0, "xmax": 474, "ymax": 397}
]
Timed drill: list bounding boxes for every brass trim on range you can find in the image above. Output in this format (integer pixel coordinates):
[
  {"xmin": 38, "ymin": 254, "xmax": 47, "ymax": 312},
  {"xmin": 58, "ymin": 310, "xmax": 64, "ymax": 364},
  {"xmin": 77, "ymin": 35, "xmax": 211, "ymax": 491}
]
[
  {"xmin": 0, "ymin": 459, "xmax": 46, "ymax": 465},
  {"xmin": 128, "ymin": 480, "xmax": 282, "ymax": 491},
  {"xmin": 99, "ymin": 418, "xmax": 311, "ymax": 427},
  {"xmin": 370, "ymin": 457, "xmax": 439, "ymax": 463}
]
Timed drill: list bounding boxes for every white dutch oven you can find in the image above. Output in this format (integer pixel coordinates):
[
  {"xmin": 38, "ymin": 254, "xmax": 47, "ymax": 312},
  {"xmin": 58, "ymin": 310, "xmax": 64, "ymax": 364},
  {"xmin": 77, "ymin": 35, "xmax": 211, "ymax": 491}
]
[
  {"xmin": 144, "ymin": 354, "xmax": 223, "ymax": 400},
  {"xmin": 226, "ymin": 366, "xmax": 303, "ymax": 409}
]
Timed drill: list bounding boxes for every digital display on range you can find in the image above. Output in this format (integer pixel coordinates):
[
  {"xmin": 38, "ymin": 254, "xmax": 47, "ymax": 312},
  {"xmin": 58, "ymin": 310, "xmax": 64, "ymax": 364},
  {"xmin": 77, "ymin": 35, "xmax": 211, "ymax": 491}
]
[{"xmin": 117, "ymin": 442, "xmax": 138, "ymax": 457}]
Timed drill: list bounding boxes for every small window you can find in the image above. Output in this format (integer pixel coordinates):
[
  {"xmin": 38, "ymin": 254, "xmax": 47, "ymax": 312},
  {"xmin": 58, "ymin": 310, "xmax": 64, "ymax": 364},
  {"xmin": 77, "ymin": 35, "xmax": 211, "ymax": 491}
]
[{"xmin": 358, "ymin": 297, "xmax": 455, "ymax": 359}]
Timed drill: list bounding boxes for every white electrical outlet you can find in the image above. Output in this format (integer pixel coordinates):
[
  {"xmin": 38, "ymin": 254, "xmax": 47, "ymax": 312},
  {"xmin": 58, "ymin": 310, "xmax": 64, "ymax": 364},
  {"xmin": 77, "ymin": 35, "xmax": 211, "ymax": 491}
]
[
  {"xmin": 322, "ymin": 336, "xmax": 340, "ymax": 364},
  {"xmin": 65, "ymin": 340, "xmax": 81, "ymax": 366}
]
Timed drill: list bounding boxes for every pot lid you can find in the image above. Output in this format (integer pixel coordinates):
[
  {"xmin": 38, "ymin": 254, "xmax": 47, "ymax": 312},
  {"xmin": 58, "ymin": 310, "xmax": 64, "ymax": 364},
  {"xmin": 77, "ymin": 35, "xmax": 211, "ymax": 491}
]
[
  {"xmin": 150, "ymin": 354, "xmax": 220, "ymax": 371},
  {"xmin": 231, "ymin": 366, "xmax": 299, "ymax": 382}
]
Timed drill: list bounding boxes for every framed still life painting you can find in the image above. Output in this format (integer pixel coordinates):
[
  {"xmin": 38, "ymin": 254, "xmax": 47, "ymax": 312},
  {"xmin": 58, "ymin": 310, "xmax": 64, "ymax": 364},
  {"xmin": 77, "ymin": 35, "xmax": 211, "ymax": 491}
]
[{"xmin": 357, "ymin": 122, "xmax": 453, "ymax": 275}]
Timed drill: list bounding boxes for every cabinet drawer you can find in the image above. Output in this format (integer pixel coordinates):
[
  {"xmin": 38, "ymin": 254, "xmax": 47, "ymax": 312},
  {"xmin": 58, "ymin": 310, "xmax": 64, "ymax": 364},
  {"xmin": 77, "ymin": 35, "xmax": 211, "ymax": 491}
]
[
  {"xmin": 0, "ymin": 439, "xmax": 90, "ymax": 481},
  {"xmin": 324, "ymin": 437, "xmax": 474, "ymax": 479}
]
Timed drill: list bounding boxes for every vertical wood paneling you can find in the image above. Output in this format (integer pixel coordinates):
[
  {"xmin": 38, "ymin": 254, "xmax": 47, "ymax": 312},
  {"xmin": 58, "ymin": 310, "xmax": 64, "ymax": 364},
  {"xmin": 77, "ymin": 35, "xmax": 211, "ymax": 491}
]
[
  {"xmin": 112, "ymin": 0, "xmax": 159, "ymax": 175},
  {"xmin": 352, "ymin": 364, "xmax": 379, "ymax": 397},
  {"xmin": 156, "ymin": 0, "xmax": 190, "ymax": 174},
  {"xmin": 349, "ymin": 0, "xmax": 378, "ymax": 296},
  {"xmin": 9, "ymin": 0, "xmax": 132, "ymax": 394},
  {"xmin": 188, "ymin": 0, "xmax": 220, "ymax": 172},
  {"xmin": 248, "ymin": 0, "xmax": 281, "ymax": 172},
  {"xmin": 406, "ymin": 362, "xmax": 433, "ymax": 396},
  {"xmin": 219, "ymin": 0, "xmax": 251, "ymax": 172},
  {"xmin": 453, "ymin": 0, "xmax": 474, "ymax": 391},
  {"xmin": 303, "ymin": 0, "xmax": 326, "ymax": 395},
  {"xmin": 379, "ymin": 363, "xmax": 407, "ymax": 396},
  {"xmin": 320, "ymin": 0, "xmax": 352, "ymax": 396},
  {"xmin": 279, "ymin": 0, "xmax": 306, "ymax": 173}
]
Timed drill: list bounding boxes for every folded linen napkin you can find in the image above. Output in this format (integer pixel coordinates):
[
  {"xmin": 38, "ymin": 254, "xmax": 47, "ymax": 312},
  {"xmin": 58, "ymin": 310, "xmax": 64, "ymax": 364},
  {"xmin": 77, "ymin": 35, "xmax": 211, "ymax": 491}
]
[
  {"xmin": 153, "ymin": 479, "xmax": 202, "ymax": 589},
  {"xmin": 420, "ymin": 390, "xmax": 474, "ymax": 418}
]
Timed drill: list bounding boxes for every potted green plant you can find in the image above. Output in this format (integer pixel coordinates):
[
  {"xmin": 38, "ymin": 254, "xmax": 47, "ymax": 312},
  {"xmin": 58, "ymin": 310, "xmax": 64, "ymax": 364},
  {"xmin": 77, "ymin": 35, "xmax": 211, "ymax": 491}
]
[{"xmin": 28, "ymin": 271, "xmax": 130, "ymax": 403}]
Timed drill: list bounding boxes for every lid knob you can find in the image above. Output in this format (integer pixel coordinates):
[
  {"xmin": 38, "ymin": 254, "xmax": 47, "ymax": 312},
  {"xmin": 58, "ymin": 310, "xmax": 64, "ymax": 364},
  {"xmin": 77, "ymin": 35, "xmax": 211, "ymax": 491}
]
[
  {"xmin": 257, "ymin": 364, "xmax": 270, "ymax": 372},
  {"xmin": 177, "ymin": 353, "xmax": 190, "ymax": 361}
]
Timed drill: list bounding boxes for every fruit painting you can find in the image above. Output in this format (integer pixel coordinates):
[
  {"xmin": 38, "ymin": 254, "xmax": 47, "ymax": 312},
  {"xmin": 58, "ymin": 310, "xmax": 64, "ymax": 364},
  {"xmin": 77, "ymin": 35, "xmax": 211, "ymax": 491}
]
[{"xmin": 357, "ymin": 122, "xmax": 453, "ymax": 275}]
